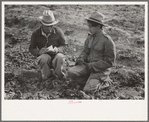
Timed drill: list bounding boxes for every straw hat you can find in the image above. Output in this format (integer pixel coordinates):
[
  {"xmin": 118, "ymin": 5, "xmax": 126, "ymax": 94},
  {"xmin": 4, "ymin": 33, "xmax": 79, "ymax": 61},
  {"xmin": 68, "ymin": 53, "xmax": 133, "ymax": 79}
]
[{"xmin": 39, "ymin": 10, "xmax": 58, "ymax": 26}]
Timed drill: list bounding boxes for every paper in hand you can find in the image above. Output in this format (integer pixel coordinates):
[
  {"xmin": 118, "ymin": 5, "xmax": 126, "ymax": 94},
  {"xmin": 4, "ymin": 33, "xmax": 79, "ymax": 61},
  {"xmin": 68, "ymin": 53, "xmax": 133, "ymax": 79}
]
[
  {"xmin": 53, "ymin": 47, "xmax": 57, "ymax": 50},
  {"xmin": 47, "ymin": 45, "xmax": 54, "ymax": 51}
]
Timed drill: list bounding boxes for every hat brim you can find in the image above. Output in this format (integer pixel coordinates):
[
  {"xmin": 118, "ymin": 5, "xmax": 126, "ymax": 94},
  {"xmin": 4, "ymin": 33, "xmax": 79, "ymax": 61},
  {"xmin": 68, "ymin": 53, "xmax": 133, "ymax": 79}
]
[
  {"xmin": 39, "ymin": 16, "xmax": 58, "ymax": 26},
  {"xmin": 85, "ymin": 18, "xmax": 105, "ymax": 26}
]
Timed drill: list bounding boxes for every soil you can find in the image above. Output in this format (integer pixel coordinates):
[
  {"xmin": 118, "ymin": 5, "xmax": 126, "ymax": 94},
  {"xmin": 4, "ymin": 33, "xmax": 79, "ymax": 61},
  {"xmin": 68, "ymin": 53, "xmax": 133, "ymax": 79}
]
[{"xmin": 4, "ymin": 5, "xmax": 145, "ymax": 100}]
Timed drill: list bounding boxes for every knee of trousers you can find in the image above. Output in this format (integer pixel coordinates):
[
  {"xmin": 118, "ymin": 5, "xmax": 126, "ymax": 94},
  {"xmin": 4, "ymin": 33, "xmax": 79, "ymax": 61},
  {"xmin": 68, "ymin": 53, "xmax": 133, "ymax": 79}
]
[
  {"xmin": 54, "ymin": 53, "xmax": 64, "ymax": 62},
  {"xmin": 67, "ymin": 65, "xmax": 89, "ymax": 79},
  {"xmin": 67, "ymin": 68, "xmax": 76, "ymax": 79},
  {"xmin": 37, "ymin": 54, "xmax": 51, "ymax": 64},
  {"xmin": 83, "ymin": 86, "xmax": 92, "ymax": 93},
  {"xmin": 67, "ymin": 67, "xmax": 83, "ymax": 79}
]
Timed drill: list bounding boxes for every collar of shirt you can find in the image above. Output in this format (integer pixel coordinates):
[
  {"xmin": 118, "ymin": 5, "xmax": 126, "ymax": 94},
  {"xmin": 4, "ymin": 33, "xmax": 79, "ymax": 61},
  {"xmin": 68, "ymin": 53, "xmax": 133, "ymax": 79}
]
[
  {"xmin": 88, "ymin": 30, "xmax": 103, "ymax": 48},
  {"xmin": 90, "ymin": 30, "xmax": 103, "ymax": 38},
  {"xmin": 95, "ymin": 30, "xmax": 103, "ymax": 37},
  {"xmin": 88, "ymin": 30, "xmax": 103, "ymax": 37},
  {"xmin": 41, "ymin": 27, "xmax": 56, "ymax": 38}
]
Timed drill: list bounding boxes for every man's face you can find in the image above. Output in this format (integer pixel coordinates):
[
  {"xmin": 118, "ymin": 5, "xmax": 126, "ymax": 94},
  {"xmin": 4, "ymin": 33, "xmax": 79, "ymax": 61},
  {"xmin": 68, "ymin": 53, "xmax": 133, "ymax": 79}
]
[
  {"xmin": 87, "ymin": 22, "xmax": 100, "ymax": 35},
  {"xmin": 42, "ymin": 25, "xmax": 53, "ymax": 33}
]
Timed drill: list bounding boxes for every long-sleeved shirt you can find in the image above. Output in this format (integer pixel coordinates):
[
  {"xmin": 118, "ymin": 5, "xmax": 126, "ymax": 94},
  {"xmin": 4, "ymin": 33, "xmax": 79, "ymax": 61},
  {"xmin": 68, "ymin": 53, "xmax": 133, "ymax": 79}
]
[
  {"xmin": 79, "ymin": 30, "xmax": 116, "ymax": 72},
  {"xmin": 29, "ymin": 26, "xmax": 66, "ymax": 57}
]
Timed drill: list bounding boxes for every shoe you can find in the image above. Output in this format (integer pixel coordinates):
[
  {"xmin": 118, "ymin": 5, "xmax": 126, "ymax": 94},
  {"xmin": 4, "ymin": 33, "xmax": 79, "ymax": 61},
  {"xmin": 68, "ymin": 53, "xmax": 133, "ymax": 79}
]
[
  {"xmin": 96, "ymin": 81, "xmax": 110, "ymax": 92},
  {"xmin": 80, "ymin": 91, "xmax": 91, "ymax": 99}
]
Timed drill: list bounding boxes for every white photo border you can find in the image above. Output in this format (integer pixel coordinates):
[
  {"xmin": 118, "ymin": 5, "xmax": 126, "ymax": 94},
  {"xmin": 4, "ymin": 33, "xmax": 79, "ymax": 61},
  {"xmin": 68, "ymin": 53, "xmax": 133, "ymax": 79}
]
[{"xmin": 1, "ymin": 1, "xmax": 148, "ymax": 121}]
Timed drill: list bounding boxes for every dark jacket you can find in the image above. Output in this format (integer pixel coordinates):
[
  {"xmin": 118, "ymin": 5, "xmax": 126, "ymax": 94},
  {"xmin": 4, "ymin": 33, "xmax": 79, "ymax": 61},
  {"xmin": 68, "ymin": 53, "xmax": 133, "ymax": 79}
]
[
  {"xmin": 29, "ymin": 26, "xmax": 66, "ymax": 57},
  {"xmin": 79, "ymin": 30, "xmax": 116, "ymax": 72}
]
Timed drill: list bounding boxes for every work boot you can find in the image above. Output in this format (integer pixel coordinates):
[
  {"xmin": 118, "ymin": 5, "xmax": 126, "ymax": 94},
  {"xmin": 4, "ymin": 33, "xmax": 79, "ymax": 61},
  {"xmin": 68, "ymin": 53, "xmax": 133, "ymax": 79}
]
[{"xmin": 95, "ymin": 77, "xmax": 113, "ymax": 92}]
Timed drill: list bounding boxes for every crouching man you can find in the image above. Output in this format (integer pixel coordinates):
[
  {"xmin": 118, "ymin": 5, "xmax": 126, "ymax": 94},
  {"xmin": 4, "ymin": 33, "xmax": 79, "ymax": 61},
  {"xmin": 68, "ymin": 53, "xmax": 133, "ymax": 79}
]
[
  {"xmin": 68, "ymin": 12, "xmax": 116, "ymax": 94},
  {"xmin": 29, "ymin": 10, "xmax": 66, "ymax": 81}
]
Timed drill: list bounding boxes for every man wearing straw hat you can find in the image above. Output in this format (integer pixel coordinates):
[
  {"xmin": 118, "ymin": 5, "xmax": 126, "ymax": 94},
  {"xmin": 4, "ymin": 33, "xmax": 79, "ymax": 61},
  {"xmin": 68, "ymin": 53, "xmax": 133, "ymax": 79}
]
[
  {"xmin": 68, "ymin": 12, "xmax": 116, "ymax": 94},
  {"xmin": 29, "ymin": 10, "xmax": 66, "ymax": 81}
]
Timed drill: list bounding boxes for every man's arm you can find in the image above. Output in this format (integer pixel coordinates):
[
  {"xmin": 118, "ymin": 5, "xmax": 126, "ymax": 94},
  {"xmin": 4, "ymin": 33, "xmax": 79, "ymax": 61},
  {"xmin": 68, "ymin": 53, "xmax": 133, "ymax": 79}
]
[
  {"xmin": 77, "ymin": 36, "xmax": 90, "ymax": 61},
  {"xmin": 88, "ymin": 39, "xmax": 116, "ymax": 72},
  {"xmin": 29, "ymin": 32, "xmax": 39, "ymax": 57}
]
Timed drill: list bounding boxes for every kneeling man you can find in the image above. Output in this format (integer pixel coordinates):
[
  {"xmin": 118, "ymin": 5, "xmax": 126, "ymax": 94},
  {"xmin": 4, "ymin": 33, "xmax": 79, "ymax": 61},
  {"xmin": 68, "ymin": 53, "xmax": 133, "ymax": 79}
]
[{"xmin": 68, "ymin": 12, "xmax": 116, "ymax": 93}]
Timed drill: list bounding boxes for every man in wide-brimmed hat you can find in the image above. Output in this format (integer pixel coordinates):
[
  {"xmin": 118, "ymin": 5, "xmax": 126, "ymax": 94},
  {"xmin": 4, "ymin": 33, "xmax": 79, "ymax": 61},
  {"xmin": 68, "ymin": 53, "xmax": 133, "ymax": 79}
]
[
  {"xmin": 68, "ymin": 12, "xmax": 116, "ymax": 94},
  {"xmin": 29, "ymin": 10, "xmax": 66, "ymax": 81}
]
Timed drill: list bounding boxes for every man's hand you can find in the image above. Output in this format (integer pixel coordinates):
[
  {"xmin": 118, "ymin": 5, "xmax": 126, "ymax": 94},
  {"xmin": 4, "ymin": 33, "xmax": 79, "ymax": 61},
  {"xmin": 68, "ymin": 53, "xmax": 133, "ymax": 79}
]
[
  {"xmin": 46, "ymin": 46, "xmax": 58, "ymax": 55},
  {"xmin": 47, "ymin": 45, "xmax": 54, "ymax": 52},
  {"xmin": 53, "ymin": 47, "xmax": 59, "ymax": 53},
  {"xmin": 39, "ymin": 46, "xmax": 59, "ymax": 56},
  {"xmin": 86, "ymin": 63, "xmax": 92, "ymax": 71},
  {"xmin": 39, "ymin": 46, "xmax": 55, "ymax": 55},
  {"xmin": 75, "ymin": 58, "xmax": 85, "ymax": 65},
  {"xmin": 57, "ymin": 46, "xmax": 64, "ymax": 53},
  {"xmin": 39, "ymin": 47, "xmax": 48, "ymax": 55}
]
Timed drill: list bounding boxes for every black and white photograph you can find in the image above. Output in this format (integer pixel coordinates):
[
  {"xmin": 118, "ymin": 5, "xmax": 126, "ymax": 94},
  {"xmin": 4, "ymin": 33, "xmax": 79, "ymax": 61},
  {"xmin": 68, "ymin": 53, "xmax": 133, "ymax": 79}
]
[{"xmin": 1, "ymin": 1, "xmax": 148, "ymax": 121}]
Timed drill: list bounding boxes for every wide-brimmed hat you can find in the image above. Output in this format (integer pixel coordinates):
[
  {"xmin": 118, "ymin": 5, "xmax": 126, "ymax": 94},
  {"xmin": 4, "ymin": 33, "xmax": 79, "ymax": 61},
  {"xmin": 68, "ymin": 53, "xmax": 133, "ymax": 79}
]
[
  {"xmin": 39, "ymin": 10, "xmax": 58, "ymax": 26},
  {"xmin": 86, "ymin": 12, "xmax": 105, "ymax": 26}
]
